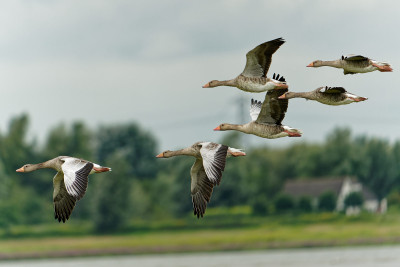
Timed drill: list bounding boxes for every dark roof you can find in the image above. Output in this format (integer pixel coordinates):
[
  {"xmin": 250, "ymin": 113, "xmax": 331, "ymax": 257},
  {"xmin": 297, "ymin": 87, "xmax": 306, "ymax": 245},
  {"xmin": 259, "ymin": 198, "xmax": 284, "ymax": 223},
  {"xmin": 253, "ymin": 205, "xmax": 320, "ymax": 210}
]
[{"xmin": 283, "ymin": 177, "xmax": 348, "ymax": 198}]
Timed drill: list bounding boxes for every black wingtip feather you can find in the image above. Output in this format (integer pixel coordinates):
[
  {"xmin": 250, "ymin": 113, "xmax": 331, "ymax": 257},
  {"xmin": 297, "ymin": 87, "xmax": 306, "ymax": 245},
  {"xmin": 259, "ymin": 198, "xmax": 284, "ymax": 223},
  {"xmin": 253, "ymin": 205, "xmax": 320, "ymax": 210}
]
[
  {"xmin": 274, "ymin": 37, "xmax": 285, "ymax": 43},
  {"xmin": 273, "ymin": 73, "xmax": 286, "ymax": 82}
]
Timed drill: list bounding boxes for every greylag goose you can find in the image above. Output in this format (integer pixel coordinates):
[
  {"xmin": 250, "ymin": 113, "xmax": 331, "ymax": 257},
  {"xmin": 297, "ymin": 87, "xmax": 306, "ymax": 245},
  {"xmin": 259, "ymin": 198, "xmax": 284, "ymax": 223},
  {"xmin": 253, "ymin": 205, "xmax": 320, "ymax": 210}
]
[
  {"xmin": 214, "ymin": 89, "xmax": 302, "ymax": 138},
  {"xmin": 16, "ymin": 156, "xmax": 111, "ymax": 223},
  {"xmin": 202, "ymin": 38, "xmax": 288, "ymax": 92},
  {"xmin": 156, "ymin": 142, "xmax": 245, "ymax": 218},
  {"xmin": 279, "ymin": 86, "xmax": 368, "ymax": 105},
  {"xmin": 307, "ymin": 55, "xmax": 392, "ymax": 75}
]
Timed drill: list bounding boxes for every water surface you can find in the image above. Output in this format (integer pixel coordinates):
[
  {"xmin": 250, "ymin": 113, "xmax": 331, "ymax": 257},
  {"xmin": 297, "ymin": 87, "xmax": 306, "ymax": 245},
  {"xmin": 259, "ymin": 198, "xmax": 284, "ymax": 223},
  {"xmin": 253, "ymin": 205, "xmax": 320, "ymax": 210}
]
[{"xmin": 3, "ymin": 245, "xmax": 400, "ymax": 267}]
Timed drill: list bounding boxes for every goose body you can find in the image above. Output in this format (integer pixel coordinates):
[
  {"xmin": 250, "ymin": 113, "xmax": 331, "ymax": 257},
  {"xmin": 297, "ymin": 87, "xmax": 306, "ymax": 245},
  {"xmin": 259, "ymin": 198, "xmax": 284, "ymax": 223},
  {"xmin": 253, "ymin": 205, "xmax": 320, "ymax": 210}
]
[
  {"xmin": 279, "ymin": 86, "xmax": 368, "ymax": 106},
  {"xmin": 16, "ymin": 156, "xmax": 111, "ymax": 223},
  {"xmin": 235, "ymin": 74, "xmax": 287, "ymax": 93},
  {"xmin": 156, "ymin": 142, "xmax": 245, "ymax": 218},
  {"xmin": 203, "ymin": 38, "xmax": 288, "ymax": 92},
  {"xmin": 214, "ymin": 89, "xmax": 302, "ymax": 139},
  {"xmin": 307, "ymin": 55, "xmax": 392, "ymax": 75}
]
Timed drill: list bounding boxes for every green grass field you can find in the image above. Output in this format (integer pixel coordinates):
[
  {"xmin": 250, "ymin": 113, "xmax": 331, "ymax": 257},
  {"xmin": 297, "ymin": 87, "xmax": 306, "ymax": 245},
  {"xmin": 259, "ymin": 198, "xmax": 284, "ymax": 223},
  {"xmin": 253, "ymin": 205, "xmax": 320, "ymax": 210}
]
[{"xmin": 1, "ymin": 208, "xmax": 400, "ymax": 260}]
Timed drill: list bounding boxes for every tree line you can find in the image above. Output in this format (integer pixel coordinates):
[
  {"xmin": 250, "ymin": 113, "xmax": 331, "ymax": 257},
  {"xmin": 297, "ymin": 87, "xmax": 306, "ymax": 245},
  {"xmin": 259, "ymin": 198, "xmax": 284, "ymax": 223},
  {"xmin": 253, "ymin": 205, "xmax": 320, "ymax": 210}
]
[{"xmin": 1, "ymin": 114, "xmax": 399, "ymax": 232}]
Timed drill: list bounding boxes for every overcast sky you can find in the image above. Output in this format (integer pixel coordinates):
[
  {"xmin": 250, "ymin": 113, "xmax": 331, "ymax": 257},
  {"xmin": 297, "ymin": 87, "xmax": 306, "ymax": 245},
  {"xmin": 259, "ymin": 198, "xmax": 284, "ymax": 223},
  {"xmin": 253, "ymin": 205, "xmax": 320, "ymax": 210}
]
[{"xmin": 1, "ymin": 0, "xmax": 399, "ymax": 151}]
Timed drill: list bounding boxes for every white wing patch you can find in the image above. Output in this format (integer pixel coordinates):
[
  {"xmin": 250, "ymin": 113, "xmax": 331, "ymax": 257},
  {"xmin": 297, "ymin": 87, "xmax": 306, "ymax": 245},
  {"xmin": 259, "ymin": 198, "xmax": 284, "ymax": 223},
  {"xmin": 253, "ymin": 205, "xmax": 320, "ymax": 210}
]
[
  {"xmin": 199, "ymin": 142, "xmax": 228, "ymax": 185},
  {"xmin": 250, "ymin": 99, "xmax": 262, "ymax": 121},
  {"xmin": 61, "ymin": 158, "xmax": 93, "ymax": 199}
]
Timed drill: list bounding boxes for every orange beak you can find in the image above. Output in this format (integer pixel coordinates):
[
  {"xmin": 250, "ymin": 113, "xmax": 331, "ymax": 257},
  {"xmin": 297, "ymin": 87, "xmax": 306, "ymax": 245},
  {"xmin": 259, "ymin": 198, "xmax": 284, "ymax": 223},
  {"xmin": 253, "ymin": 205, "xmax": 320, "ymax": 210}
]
[
  {"xmin": 16, "ymin": 167, "xmax": 24, "ymax": 172},
  {"xmin": 306, "ymin": 62, "xmax": 313, "ymax": 67},
  {"xmin": 214, "ymin": 126, "xmax": 221, "ymax": 131},
  {"xmin": 202, "ymin": 82, "xmax": 210, "ymax": 88},
  {"xmin": 278, "ymin": 94, "xmax": 286, "ymax": 99},
  {"xmin": 156, "ymin": 152, "xmax": 164, "ymax": 158}
]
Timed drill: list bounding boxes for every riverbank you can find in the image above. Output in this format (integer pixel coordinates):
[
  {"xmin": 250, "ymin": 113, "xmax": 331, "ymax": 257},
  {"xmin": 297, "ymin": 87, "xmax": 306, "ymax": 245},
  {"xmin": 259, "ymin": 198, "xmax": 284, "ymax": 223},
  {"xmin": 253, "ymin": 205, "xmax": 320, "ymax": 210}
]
[{"xmin": 1, "ymin": 211, "xmax": 400, "ymax": 260}]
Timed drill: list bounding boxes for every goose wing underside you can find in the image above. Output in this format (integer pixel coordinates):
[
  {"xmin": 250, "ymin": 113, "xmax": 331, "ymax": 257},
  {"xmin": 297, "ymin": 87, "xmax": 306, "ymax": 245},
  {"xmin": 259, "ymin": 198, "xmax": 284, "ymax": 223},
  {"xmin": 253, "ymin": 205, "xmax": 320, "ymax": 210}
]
[
  {"xmin": 62, "ymin": 158, "xmax": 93, "ymax": 200},
  {"xmin": 241, "ymin": 38, "xmax": 285, "ymax": 78},
  {"xmin": 53, "ymin": 172, "xmax": 77, "ymax": 223},
  {"xmin": 199, "ymin": 142, "xmax": 228, "ymax": 185},
  {"xmin": 250, "ymin": 99, "xmax": 262, "ymax": 121}
]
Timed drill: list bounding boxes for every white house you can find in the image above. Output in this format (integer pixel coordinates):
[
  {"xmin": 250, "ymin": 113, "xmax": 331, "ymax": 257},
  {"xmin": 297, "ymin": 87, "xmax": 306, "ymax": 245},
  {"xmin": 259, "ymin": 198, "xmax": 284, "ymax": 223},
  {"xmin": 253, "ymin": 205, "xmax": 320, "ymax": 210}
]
[{"xmin": 282, "ymin": 176, "xmax": 386, "ymax": 214}]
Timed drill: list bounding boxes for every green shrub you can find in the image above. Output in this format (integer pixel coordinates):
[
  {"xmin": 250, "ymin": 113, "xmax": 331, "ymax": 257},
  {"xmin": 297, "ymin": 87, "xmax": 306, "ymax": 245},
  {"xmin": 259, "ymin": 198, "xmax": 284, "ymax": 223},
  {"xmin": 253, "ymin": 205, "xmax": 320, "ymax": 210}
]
[
  {"xmin": 274, "ymin": 194, "xmax": 295, "ymax": 213},
  {"xmin": 344, "ymin": 192, "xmax": 363, "ymax": 208},
  {"xmin": 251, "ymin": 195, "xmax": 270, "ymax": 216},
  {"xmin": 318, "ymin": 191, "xmax": 337, "ymax": 212},
  {"xmin": 297, "ymin": 196, "xmax": 313, "ymax": 213}
]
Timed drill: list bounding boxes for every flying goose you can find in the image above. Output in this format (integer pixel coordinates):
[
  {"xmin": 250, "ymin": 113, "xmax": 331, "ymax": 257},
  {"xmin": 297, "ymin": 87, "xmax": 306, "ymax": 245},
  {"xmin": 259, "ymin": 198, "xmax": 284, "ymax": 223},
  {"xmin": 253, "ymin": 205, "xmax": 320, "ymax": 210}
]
[
  {"xmin": 214, "ymin": 89, "xmax": 301, "ymax": 139},
  {"xmin": 156, "ymin": 142, "xmax": 245, "ymax": 218},
  {"xmin": 307, "ymin": 55, "xmax": 392, "ymax": 75},
  {"xmin": 203, "ymin": 38, "xmax": 288, "ymax": 92},
  {"xmin": 279, "ymin": 86, "xmax": 368, "ymax": 105},
  {"xmin": 16, "ymin": 156, "xmax": 111, "ymax": 223}
]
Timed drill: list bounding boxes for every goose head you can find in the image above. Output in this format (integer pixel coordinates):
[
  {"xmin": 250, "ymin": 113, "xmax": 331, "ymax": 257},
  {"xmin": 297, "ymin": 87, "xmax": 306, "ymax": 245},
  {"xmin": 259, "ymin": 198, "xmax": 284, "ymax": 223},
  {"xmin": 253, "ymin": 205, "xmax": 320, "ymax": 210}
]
[
  {"xmin": 307, "ymin": 60, "xmax": 322, "ymax": 67},
  {"xmin": 278, "ymin": 92, "xmax": 296, "ymax": 99},
  {"xmin": 202, "ymin": 80, "xmax": 219, "ymax": 88},
  {"xmin": 156, "ymin": 150, "xmax": 173, "ymax": 158},
  {"xmin": 214, "ymin": 123, "xmax": 228, "ymax": 131},
  {"xmin": 16, "ymin": 164, "xmax": 35, "ymax": 173}
]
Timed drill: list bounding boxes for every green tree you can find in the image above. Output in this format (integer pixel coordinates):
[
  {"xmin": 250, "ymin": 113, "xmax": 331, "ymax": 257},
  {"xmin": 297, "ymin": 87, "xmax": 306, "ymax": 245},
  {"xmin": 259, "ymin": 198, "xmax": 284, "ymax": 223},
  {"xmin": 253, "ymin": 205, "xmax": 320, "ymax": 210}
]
[
  {"xmin": 92, "ymin": 151, "xmax": 131, "ymax": 233},
  {"xmin": 244, "ymin": 148, "xmax": 283, "ymax": 214},
  {"xmin": 274, "ymin": 194, "xmax": 295, "ymax": 213},
  {"xmin": 353, "ymin": 138, "xmax": 396, "ymax": 212},
  {"xmin": 320, "ymin": 128, "xmax": 354, "ymax": 176},
  {"xmin": 0, "ymin": 114, "xmax": 36, "ymax": 176},
  {"xmin": 43, "ymin": 122, "xmax": 93, "ymax": 160},
  {"xmin": 164, "ymin": 157, "xmax": 194, "ymax": 217},
  {"xmin": 68, "ymin": 122, "xmax": 93, "ymax": 159},
  {"xmin": 42, "ymin": 123, "xmax": 70, "ymax": 159},
  {"xmin": 278, "ymin": 143, "xmax": 323, "ymax": 179},
  {"xmin": 96, "ymin": 123, "xmax": 158, "ymax": 179}
]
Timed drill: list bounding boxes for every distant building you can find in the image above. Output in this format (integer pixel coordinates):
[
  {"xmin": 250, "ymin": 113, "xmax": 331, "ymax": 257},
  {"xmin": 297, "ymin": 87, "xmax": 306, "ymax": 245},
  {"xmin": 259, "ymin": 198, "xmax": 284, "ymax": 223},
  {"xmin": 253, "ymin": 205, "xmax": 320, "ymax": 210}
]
[{"xmin": 282, "ymin": 176, "xmax": 386, "ymax": 214}]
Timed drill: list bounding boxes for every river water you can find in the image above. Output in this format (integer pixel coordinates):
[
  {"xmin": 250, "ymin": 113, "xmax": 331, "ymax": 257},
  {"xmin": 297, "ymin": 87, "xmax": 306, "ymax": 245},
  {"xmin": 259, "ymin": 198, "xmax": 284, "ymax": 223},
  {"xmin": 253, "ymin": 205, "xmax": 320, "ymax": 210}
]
[{"xmin": 3, "ymin": 245, "xmax": 400, "ymax": 267}]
